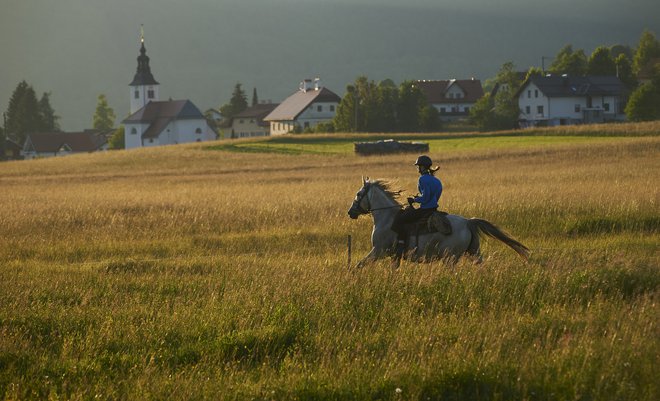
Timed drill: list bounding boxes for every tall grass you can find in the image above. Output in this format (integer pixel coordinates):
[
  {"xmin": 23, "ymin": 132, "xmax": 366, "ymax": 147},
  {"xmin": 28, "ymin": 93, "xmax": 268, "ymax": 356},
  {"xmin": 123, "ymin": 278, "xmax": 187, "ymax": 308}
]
[{"xmin": 0, "ymin": 124, "xmax": 658, "ymax": 400}]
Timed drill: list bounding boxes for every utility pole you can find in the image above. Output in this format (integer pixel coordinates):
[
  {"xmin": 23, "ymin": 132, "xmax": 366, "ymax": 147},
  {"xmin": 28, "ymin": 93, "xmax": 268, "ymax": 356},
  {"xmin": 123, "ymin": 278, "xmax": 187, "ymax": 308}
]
[{"xmin": 541, "ymin": 56, "xmax": 553, "ymax": 75}]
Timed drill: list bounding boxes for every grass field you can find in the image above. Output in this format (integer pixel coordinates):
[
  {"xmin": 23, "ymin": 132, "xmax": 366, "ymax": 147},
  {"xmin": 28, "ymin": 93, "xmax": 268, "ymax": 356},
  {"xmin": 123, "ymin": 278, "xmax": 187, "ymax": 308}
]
[{"xmin": 0, "ymin": 122, "xmax": 658, "ymax": 400}]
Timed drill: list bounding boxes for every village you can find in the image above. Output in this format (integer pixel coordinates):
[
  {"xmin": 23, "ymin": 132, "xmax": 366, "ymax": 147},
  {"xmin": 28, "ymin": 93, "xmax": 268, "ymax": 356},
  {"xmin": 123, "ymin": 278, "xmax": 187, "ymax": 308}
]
[{"xmin": 2, "ymin": 30, "xmax": 659, "ymax": 160}]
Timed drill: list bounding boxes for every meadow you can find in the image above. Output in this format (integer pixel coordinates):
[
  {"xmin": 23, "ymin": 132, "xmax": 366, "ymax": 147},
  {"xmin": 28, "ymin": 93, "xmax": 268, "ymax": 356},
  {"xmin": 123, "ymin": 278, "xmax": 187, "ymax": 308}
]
[{"xmin": 0, "ymin": 122, "xmax": 658, "ymax": 400}]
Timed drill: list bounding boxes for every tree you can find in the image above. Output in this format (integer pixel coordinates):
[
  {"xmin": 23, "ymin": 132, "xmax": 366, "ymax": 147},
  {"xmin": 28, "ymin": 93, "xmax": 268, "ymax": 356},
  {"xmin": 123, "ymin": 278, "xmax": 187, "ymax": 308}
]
[
  {"xmin": 470, "ymin": 62, "xmax": 523, "ymax": 131},
  {"xmin": 632, "ymin": 30, "xmax": 660, "ymax": 74},
  {"xmin": 615, "ymin": 54, "xmax": 637, "ymax": 88},
  {"xmin": 625, "ymin": 66, "xmax": 660, "ymax": 121},
  {"xmin": 587, "ymin": 46, "xmax": 616, "ymax": 76},
  {"xmin": 38, "ymin": 92, "xmax": 60, "ymax": 131},
  {"xmin": 93, "ymin": 94, "xmax": 116, "ymax": 130},
  {"xmin": 251, "ymin": 88, "xmax": 259, "ymax": 107},
  {"xmin": 524, "ymin": 66, "xmax": 544, "ymax": 82},
  {"xmin": 108, "ymin": 126, "xmax": 125, "ymax": 149},
  {"xmin": 375, "ymin": 79, "xmax": 398, "ymax": 132},
  {"xmin": 333, "ymin": 84, "xmax": 358, "ymax": 132},
  {"xmin": 4, "ymin": 81, "xmax": 41, "ymax": 144},
  {"xmin": 219, "ymin": 83, "xmax": 248, "ymax": 120},
  {"xmin": 549, "ymin": 45, "xmax": 588, "ymax": 76}
]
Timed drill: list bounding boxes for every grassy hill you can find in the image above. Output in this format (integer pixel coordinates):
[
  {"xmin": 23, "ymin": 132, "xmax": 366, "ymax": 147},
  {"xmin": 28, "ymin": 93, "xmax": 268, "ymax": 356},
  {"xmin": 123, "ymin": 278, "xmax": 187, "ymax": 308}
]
[{"xmin": 1, "ymin": 123, "xmax": 658, "ymax": 400}]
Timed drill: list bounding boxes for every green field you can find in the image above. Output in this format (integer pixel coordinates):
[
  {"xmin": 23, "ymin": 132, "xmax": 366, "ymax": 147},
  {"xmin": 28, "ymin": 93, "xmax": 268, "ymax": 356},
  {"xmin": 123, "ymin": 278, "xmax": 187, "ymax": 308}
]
[{"xmin": 0, "ymin": 122, "xmax": 658, "ymax": 400}]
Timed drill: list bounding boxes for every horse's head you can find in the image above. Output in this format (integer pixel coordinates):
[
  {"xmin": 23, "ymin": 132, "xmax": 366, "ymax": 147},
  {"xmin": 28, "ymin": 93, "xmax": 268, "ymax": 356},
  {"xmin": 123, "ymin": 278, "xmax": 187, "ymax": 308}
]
[{"xmin": 348, "ymin": 177, "xmax": 372, "ymax": 219}]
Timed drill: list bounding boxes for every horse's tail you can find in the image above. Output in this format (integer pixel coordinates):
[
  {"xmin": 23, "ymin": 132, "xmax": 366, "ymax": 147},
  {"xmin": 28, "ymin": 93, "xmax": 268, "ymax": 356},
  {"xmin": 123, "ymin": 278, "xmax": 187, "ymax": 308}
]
[{"xmin": 469, "ymin": 218, "xmax": 530, "ymax": 260}]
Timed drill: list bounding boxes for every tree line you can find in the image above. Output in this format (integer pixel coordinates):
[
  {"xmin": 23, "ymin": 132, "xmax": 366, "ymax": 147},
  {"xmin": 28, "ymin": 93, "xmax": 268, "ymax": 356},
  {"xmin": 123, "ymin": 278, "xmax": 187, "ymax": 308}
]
[{"xmin": 470, "ymin": 29, "xmax": 660, "ymax": 130}]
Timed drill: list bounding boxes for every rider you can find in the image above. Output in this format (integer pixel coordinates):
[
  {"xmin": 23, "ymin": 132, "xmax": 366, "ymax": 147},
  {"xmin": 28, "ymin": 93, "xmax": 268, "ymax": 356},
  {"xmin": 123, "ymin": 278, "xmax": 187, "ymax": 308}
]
[{"xmin": 390, "ymin": 155, "xmax": 443, "ymax": 265}]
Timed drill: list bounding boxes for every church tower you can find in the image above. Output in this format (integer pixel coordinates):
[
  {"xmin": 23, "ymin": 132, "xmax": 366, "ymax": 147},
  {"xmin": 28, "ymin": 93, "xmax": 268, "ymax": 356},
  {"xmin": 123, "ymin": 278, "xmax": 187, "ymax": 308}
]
[{"xmin": 129, "ymin": 27, "xmax": 159, "ymax": 114}]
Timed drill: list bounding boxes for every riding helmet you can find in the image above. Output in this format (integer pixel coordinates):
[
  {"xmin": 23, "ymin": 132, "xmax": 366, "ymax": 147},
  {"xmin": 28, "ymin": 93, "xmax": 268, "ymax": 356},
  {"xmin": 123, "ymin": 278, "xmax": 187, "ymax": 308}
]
[{"xmin": 414, "ymin": 155, "xmax": 433, "ymax": 167}]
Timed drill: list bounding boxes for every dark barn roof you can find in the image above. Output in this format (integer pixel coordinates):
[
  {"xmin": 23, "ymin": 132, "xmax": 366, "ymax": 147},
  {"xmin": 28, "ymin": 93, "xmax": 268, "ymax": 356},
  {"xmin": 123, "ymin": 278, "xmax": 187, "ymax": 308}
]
[
  {"xmin": 24, "ymin": 131, "xmax": 107, "ymax": 153},
  {"xmin": 234, "ymin": 103, "xmax": 280, "ymax": 127},
  {"xmin": 517, "ymin": 76, "xmax": 627, "ymax": 98}
]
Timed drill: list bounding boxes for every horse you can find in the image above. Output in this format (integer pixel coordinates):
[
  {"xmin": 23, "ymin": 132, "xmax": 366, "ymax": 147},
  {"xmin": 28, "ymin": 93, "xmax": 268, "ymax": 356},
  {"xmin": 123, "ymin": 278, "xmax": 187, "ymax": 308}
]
[{"xmin": 347, "ymin": 178, "xmax": 530, "ymax": 268}]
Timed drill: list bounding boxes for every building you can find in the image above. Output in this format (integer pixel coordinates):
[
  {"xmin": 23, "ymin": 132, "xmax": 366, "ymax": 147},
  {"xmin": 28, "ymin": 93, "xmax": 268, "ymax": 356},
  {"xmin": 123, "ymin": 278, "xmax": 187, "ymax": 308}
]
[
  {"xmin": 123, "ymin": 33, "xmax": 215, "ymax": 149},
  {"xmin": 22, "ymin": 131, "xmax": 108, "ymax": 159},
  {"xmin": 123, "ymin": 100, "xmax": 216, "ymax": 148},
  {"xmin": 415, "ymin": 79, "xmax": 484, "ymax": 121},
  {"xmin": 3, "ymin": 139, "xmax": 22, "ymax": 160},
  {"xmin": 517, "ymin": 75, "xmax": 627, "ymax": 127},
  {"xmin": 228, "ymin": 103, "xmax": 279, "ymax": 139},
  {"xmin": 264, "ymin": 78, "xmax": 340, "ymax": 135}
]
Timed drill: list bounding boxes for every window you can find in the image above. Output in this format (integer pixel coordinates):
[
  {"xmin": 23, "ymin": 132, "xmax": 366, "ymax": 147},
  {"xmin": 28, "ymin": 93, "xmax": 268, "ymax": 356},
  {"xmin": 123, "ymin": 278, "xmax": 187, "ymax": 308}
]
[
  {"xmin": 603, "ymin": 103, "xmax": 610, "ymax": 112},
  {"xmin": 147, "ymin": 90, "xmax": 155, "ymax": 99},
  {"xmin": 195, "ymin": 128, "xmax": 202, "ymax": 134},
  {"xmin": 527, "ymin": 90, "xmax": 531, "ymax": 98},
  {"xmin": 149, "ymin": 138, "xmax": 154, "ymax": 143},
  {"xmin": 134, "ymin": 90, "xmax": 139, "ymax": 99},
  {"xmin": 239, "ymin": 119, "xmax": 244, "ymax": 124},
  {"xmin": 464, "ymin": 106, "xmax": 469, "ymax": 113},
  {"xmin": 304, "ymin": 122, "xmax": 310, "ymax": 129},
  {"xmin": 525, "ymin": 106, "xmax": 531, "ymax": 114},
  {"xmin": 130, "ymin": 127, "xmax": 137, "ymax": 135},
  {"xmin": 534, "ymin": 89, "xmax": 539, "ymax": 98},
  {"xmin": 451, "ymin": 107, "xmax": 458, "ymax": 113},
  {"xmin": 317, "ymin": 105, "xmax": 322, "ymax": 112},
  {"xmin": 330, "ymin": 105, "xmax": 335, "ymax": 112},
  {"xmin": 575, "ymin": 104, "xmax": 581, "ymax": 112},
  {"xmin": 440, "ymin": 107, "xmax": 446, "ymax": 113},
  {"xmin": 537, "ymin": 105, "xmax": 544, "ymax": 115}
]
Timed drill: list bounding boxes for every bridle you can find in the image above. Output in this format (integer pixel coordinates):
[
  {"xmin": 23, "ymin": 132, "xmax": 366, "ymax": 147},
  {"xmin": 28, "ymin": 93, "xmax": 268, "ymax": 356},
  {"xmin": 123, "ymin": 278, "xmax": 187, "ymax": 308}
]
[{"xmin": 352, "ymin": 183, "xmax": 403, "ymax": 214}]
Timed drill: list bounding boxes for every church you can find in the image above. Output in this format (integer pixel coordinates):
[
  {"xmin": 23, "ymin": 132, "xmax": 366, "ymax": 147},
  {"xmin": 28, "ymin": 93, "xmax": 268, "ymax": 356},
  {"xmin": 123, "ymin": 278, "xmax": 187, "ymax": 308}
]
[{"xmin": 122, "ymin": 34, "xmax": 216, "ymax": 149}]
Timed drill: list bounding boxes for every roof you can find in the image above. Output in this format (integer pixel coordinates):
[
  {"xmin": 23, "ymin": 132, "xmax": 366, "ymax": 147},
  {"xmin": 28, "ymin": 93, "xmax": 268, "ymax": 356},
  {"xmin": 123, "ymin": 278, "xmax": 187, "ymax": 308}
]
[
  {"xmin": 5, "ymin": 139, "xmax": 22, "ymax": 151},
  {"xmin": 516, "ymin": 75, "xmax": 627, "ymax": 98},
  {"xmin": 416, "ymin": 79, "xmax": 484, "ymax": 104},
  {"xmin": 123, "ymin": 100, "xmax": 205, "ymax": 139},
  {"xmin": 264, "ymin": 87, "xmax": 341, "ymax": 121},
  {"xmin": 234, "ymin": 103, "xmax": 279, "ymax": 118},
  {"xmin": 24, "ymin": 131, "xmax": 107, "ymax": 153},
  {"xmin": 129, "ymin": 42, "xmax": 159, "ymax": 86}
]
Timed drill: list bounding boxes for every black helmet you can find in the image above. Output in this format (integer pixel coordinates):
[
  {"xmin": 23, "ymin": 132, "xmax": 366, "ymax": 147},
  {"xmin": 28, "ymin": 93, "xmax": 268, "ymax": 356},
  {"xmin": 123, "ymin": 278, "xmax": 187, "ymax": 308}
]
[{"xmin": 414, "ymin": 155, "xmax": 432, "ymax": 167}]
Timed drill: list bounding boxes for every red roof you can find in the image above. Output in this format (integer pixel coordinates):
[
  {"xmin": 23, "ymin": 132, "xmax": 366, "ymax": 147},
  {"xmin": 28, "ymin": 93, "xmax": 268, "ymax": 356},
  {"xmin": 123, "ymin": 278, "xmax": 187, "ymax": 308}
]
[{"xmin": 415, "ymin": 79, "xmax": 484, "ymax": 104}]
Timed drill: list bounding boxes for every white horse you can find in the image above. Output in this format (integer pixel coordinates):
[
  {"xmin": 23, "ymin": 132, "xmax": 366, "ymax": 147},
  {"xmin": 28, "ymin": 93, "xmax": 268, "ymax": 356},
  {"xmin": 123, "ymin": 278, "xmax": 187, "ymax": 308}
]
[{"xmin": 347, "ymin": 178, "xmax": 530, "ymax": 268}]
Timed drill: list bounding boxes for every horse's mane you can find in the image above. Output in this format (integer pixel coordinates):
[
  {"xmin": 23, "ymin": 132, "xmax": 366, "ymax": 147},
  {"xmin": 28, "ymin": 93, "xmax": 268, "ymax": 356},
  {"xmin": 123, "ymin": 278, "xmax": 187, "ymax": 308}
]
[{"xmin": 368, "ymin": 179, "xmax": 403, "ymax": 202}]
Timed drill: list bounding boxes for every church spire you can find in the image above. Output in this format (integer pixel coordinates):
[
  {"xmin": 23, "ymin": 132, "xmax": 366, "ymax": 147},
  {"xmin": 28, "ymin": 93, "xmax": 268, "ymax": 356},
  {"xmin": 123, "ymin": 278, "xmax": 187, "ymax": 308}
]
[{"xmin": 129, "ymin": 25, "xmax": 159, "ymax": 86}]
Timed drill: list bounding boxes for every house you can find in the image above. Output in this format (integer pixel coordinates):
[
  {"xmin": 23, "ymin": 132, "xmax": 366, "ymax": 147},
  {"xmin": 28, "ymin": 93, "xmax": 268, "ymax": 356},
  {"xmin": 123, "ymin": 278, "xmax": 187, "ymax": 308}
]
[
  {"xmin": 228, "ymin": 103, "xmax": 279, "ymax": 139},
  {"xmin": 205, "ymin": 108, "xmax": 223, "ymax": 126},
  {"xmin": 516, "ymin": 75, "xmax": 628, "ymax": 127},
  {"xmin": 3, "ymin": 139, "xmax": 22, "ymax": 160},
  {"xmin": 22, "ymin": 131, "xmax": 108, "ymax": 159},
  {"xmin": 264, "ymin": 78, "xmax": 341, "ymax": 135},
  {"xmin": 123, "ymin": 33, "xmax": 215, "ymax": 149},
  {"xmin": 123, "ymin": 100, "xmax": 216, "ymax": 148},
  {"xmin": 415, "ymin": 79, "xmax": 484, "ymax": 121}
]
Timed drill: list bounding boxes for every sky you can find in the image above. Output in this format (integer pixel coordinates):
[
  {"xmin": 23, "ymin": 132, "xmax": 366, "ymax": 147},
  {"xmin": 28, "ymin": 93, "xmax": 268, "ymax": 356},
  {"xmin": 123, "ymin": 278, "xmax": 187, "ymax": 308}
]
[{"xmin": 1, "ymin": 0, "xmax": 658, "ymax": 131}]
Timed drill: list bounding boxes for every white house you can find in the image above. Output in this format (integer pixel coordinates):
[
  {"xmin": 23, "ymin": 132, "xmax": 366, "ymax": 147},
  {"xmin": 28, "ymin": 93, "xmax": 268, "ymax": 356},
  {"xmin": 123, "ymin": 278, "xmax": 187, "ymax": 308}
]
[
  {"xmin": 123, "ymin": 34, "xmax": 215, "ymax": 148},
  {"xmin": 228, "ymin": 102, "xmax": 279, "ymax": 139},
  {"xmin": 416, "ymin": 79, "xmax": 484, "ymax": 121},
  {"xmin": 123, "ymin": 100, "xmax": 216, "ymax": 148},
  {"xmin": 264, "ymin": 78, "xmax": 340, "ymax": 135},
  {"xmin": 517, "ymin": 76, "xmax": 627, "ymax": 127}
]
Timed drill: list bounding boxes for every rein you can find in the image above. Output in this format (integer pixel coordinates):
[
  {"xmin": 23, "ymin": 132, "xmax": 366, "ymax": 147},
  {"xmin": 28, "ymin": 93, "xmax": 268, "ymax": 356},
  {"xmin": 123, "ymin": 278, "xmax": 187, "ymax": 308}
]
[{"xmin": 354, "ymin": 183, "xmax": 403, "ymax": 214}]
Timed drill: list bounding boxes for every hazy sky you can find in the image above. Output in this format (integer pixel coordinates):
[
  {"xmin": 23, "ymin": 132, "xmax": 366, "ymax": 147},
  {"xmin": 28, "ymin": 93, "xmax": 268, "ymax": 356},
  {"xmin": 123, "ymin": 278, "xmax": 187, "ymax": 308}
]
[{"xmin": 1, "ymin": 0, "xmax": 658, "ymax": 130}]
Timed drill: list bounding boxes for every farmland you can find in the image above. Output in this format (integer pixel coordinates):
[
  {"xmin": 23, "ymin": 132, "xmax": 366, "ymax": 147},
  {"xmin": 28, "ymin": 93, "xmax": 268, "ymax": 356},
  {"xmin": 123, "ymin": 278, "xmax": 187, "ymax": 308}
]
[{"xmin": 0, "ymin": 122, "xmax": 658, "ymax": 400}]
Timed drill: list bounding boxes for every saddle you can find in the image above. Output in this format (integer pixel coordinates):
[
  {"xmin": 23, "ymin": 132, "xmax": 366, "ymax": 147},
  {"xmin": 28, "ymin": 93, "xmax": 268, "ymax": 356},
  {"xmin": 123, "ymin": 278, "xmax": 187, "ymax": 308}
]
[{"xmin": 404, "ymin": 211, "xmax": 452, "ymax": 236}]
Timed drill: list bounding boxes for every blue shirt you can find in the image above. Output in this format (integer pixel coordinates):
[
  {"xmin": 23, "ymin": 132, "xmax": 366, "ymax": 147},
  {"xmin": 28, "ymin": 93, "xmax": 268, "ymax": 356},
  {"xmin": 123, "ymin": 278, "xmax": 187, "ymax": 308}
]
[{"xmin": 414, "ymin": 173, "xmax": 442, "ymax": 209}]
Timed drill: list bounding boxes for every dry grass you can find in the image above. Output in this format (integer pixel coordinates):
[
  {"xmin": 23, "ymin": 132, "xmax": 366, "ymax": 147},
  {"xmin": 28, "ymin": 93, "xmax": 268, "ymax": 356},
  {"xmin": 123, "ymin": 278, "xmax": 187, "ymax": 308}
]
[{"xmin": 0, "ymin": 124, "xmax": 658, "ymax": 400}]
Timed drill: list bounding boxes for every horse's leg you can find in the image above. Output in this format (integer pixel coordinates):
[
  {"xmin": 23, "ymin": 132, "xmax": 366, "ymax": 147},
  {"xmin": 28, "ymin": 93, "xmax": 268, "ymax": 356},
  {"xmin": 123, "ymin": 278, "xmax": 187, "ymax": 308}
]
[
  {"xmin": 356, "ymin": 247, "xmax": 386, "ymax": 269},
  {"xmin": 466, "ymin": 226, "xmax": 483, "ymax": 264}
]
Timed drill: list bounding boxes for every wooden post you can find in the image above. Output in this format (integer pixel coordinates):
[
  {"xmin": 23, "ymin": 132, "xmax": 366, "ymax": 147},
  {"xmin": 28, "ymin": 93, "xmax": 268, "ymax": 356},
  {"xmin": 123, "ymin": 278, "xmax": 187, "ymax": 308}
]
[{"xmin": 347, "ymin": 235, "xmax": 352, "ymax": 269}]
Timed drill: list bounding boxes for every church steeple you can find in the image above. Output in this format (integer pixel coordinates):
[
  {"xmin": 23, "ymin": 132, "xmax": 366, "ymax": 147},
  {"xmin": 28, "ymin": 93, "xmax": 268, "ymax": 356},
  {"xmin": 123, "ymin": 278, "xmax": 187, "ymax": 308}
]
[
  {"xmin": 129, "ymin": 26, "xmax": 160, "ymax": 114},
  {"xmin": 130, "ymin": 28, "xmax": 159, "ymax": 86}
]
